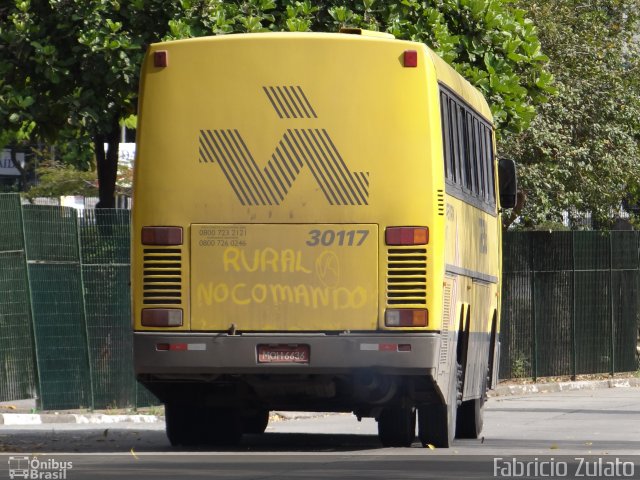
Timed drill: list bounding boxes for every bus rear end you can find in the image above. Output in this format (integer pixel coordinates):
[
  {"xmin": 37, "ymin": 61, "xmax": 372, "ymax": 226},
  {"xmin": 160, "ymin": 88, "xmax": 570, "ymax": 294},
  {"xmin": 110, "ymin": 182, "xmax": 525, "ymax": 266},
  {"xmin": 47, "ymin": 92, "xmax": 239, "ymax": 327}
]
[{"xmin": 133, "ymin": 31, "xmax": 453, "ymax": 447}]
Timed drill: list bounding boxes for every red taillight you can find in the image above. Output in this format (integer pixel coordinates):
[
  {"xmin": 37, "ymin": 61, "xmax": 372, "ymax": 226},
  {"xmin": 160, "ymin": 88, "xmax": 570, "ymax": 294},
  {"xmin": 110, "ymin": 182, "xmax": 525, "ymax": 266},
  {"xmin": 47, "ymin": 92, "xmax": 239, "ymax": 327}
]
[
  {"xmin": 385, "ymin": 227, "xmax": 428, "ymax": 246},
  {"xmin": 154, "ymin": 50, "xmax": 168, "ymax": 68},
  {"xmin": 156, "ymin": 343, "xmax": 189, "ymax": 351},
  {"xmin": 142, "ymin": 309, "xmax": 183, "ymax": 327},
  {"xmin": 385, "ymin": 309, "xmax": 428, "ymax": 327},
  {"xmin": 141, "ymin": 226, "xmax": 183, "ymax": 245},
  {"xmin": 403, "ymin": 50, "xmax": 418, "ymax": 68}
]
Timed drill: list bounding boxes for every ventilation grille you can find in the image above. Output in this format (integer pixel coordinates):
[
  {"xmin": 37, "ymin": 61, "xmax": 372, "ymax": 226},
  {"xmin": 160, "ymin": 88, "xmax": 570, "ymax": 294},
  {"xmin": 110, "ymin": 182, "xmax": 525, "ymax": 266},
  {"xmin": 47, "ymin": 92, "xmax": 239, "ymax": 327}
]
[
  {"xmin": 386, "ymin": 248, "xmax": 427, "ymax": 305},
  {"xmin": 437, "ymin": 189, "xmax": 445, "ymax": 216},
  {"xmin": 143, "ymin": 248, "xmax": 182, "ymax": 305},
  {"xmin": 439, "ymin": 282, "xmax": 453, "ymax": 365}
]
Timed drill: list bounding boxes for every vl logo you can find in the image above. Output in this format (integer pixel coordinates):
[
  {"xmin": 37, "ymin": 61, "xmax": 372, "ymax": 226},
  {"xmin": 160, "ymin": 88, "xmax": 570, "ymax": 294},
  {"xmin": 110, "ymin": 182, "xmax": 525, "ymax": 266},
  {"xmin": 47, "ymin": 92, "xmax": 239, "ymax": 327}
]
[{"xmin": 198, "ymin": 86, "xmax": 369, "ymax": 206}]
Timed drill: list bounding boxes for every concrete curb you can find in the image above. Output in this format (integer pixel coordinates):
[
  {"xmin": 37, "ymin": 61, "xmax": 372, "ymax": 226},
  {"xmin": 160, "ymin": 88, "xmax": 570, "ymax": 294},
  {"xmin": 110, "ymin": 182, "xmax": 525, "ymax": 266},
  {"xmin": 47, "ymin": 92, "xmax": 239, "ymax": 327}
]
[
  {"xmin": 0, "ymin": 411, "xmax": 328, "ymax": 426},
  {"xmin": 490, "ymin": 377, "xmax": 640, "ymax": 397},
  {"xmin": 271, "ymin": 411, "xmax": 343, "ymax": 421},
  {"xmin": 0, "ymin": 413, "xmax": 159, "ymax": 426}
]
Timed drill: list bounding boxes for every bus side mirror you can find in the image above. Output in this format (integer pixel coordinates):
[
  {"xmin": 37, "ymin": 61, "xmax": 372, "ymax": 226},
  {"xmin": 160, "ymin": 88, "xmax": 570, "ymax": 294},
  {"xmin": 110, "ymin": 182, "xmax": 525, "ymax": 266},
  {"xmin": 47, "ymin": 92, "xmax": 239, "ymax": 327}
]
[{"xmin": 498, "ymin": 159, "xmax": 517, "ymax": 209}]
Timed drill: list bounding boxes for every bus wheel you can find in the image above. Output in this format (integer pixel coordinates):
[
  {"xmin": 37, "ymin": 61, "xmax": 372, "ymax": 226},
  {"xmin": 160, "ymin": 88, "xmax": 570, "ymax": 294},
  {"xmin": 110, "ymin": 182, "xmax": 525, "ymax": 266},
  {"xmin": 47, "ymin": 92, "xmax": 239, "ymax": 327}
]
[
  {"xmin": 418, "ymin": 365, "xmax": 460, "ymax": 448},
  {"xmin": 377, "ymin": 407, "xmax": 416, "ymax": 447},
  {"xmin": 243, "ymin": 409, "xmax": 270, "ymax": 434},
  {"xmin": 455, "ymin": 398, "xmax": 483, "ymax": 438},
  {"xmin": 456, "ymin": 370, "xmax": 487, "ymax": 439},
  {"xmin": 165, "ymin": 402, "xmax": 205, "ymax": 447},
  {"xmin": 203, "ymin": 408, "xmax": 243, "ymax": 445}
]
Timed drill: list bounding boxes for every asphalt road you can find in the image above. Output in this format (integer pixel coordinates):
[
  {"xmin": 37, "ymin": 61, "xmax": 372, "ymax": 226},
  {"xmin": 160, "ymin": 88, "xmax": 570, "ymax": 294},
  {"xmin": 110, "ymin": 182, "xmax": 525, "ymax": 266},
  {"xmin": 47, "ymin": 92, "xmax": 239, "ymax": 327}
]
[{"xmin": 0, "ymin": 387, "xmax": 638, "ymax": 479}]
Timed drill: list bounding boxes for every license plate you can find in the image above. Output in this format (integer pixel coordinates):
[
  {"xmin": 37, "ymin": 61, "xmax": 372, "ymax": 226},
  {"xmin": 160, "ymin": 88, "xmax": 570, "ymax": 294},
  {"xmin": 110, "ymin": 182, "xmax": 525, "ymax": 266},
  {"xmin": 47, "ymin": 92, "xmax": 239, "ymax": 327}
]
[{"xmin": 257, "ymin": 344, "xmax": 310, "ymax": 364}]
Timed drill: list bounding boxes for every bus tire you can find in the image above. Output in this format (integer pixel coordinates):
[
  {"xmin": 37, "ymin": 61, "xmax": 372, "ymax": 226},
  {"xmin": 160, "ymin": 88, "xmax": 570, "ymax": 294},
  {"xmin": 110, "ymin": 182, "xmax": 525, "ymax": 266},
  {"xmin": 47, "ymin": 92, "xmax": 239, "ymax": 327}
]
[
  {"xmin": 204, "ymin": 408, "xmax": 243, "ymax": 445},
  {"xmin": 418, "ymin": 364, "xmax": 460, "ymax": 448},
  {"xmin": 455, "ymin": 398, "xmax": 483, "ymax": 438},
  {"xmin": 377, "ymin": 407, "xmax": 416, "ymax": 447},
  {"xmin": 165, "ymin": 402, "xmax": 205, "ymax": 447},
  {"xmin": 243, "ymin": 409, "xmax": 270, "ymax": 435},
  {"xmin": 456, "ymin": 369, "xmax": 488, "ymax": 439}
]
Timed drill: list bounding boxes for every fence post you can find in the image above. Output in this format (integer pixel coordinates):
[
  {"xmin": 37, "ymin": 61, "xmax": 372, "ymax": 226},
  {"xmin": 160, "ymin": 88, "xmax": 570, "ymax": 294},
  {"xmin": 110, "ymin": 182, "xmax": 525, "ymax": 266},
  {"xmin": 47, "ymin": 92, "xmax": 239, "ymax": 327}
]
[
  {"xmin": 571, "ymin": 230, "xmax": 576, "ymax": 380},
  {"xmin": 19, "ymin": 198, "xmax": 42, "ymax": 406},
  {"xmin": 530, "ymin": 233, "xmax": 538, "ymax": 380},
  {"xmin": 637, "ymin": 231, "xmax": 640, "ymax": 373},
  {"xmin": 609, "ymin": 232, "xmax": 615, "ymax": 375},
  {"xmin": 76, "ymin": 212, "xmax": 95, "ymax": 410}
]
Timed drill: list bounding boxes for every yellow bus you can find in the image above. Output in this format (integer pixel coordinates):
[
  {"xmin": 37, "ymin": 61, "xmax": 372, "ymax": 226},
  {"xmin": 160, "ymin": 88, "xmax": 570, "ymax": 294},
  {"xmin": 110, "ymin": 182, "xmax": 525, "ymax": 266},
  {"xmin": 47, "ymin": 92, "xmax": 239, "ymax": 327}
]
[{"xmin": 132, "ymin": 29, "xmax": 516, "ymax": 448}]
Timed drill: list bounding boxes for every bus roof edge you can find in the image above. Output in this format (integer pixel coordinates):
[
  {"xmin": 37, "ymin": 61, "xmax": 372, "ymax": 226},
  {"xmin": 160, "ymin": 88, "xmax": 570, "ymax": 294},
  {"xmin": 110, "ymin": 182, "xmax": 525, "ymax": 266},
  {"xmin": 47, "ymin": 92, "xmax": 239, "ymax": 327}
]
[{"xmin": 339, "ymin": 28, "xmax": 395, "ymax": 40}]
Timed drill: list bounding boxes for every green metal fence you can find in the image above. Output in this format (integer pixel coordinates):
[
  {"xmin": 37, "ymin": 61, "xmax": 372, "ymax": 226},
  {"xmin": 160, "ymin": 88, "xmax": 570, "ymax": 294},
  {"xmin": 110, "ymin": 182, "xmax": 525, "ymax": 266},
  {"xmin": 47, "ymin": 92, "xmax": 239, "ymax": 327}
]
[
  {"xmin": 1, "ymin": 192, "xmax": 639, "ymax": 408},
  {"xmin": 0, "ymin": 194, "xmax": 36, "ymax": 401},
  {"xmin": 0, "ymin": 194, "xmax": 156, "ymax": 410},
  {"xmin": 500, "ymin": 231, "xmax": 640, "ymax": 379},
  {"xmin": 79, "ymin": 210, "xmax": 136, "ymax": 409},
  {"xmin": 24, "ymin": 205, "xmax": 92, "ymax": 410}
]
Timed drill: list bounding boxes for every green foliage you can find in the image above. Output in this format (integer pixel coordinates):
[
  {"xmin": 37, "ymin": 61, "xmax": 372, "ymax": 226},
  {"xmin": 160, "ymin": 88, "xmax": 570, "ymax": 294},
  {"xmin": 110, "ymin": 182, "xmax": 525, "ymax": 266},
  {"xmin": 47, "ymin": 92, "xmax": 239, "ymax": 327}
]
[
  {"xmin": 47, "ymin": 129, "xmax": 95, "ymax": 171},
  {"xmin": 501, "ymin": 0, "xmax": 640, "ymax": 228},
  {"xmin": 0, "ymin": 1, "xmax": 183, "ymax": 205},
  {"xmin": 0, "ymin": 0, "xmax": 552, "ymax": 205},
  {"xmin": 530, "ymin": 221, "xmax": 570, "ymax": 232},
  {"xmin": 510, "ymin": 351, "xmax": 531, "ymax": 379},
  {"xmin": 25, "ymin": 162, "xmax": 98, "ymax": 200},
  {"xmin": 165, "ymin": 0, "xmax": 553, "ymax": 134},
  {"xmin": 0, "ymin": 182, "xmax": 20, "ymax": 194}
]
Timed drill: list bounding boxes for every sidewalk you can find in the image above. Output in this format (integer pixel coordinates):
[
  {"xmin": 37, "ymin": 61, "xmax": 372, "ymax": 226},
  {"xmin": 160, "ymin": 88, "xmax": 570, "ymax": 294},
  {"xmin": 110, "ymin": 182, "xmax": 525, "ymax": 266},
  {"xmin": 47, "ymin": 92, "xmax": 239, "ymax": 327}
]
[
  {"xmin": 1, "ymin": 377, "xmax": 638, "ymax": 426},
  {"xmin": 489, "ymin": 376, "xmax": 640, "ymax": 397},
  {"xmin": 0, "ymin": 399, "xmax": 160, "ymax": 425}
]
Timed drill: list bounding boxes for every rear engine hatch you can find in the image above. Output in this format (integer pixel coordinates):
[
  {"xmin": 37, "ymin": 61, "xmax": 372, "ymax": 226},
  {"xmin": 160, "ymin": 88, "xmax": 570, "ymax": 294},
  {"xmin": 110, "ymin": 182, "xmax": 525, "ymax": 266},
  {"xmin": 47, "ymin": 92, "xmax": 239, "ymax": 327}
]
[{"xmin": 191, "ymin": 224, "xmax": 378, "ymax": 331}]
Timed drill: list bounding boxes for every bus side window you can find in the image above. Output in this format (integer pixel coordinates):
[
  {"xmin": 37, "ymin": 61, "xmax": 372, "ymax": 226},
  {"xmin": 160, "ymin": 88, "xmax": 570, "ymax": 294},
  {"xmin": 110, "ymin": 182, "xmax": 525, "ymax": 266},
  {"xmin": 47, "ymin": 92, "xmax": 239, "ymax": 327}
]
[
  {"xmin": 473, "ymin": 118, "xmax": 484, "ymax": 200},
  {"xmin": 439, "ymin": 86, "xmax": 497, "ymax": 208},
  {"xmin": 484, "ymin": 126, "xmax": 496, "ymax": 205},
  {"xmin": 449, "ymin": 97, "xmax": 460, "ymax": 185},
  {"xmin": 466, "ymin": 113, "xmax": 478, "ymax": 195},
  {"xmin": 457, "ymin": 104, "xmax": 469, "ymax": 191},
  {"xmin": 440, "ymin": 91, "xmax": 453, "ymax": 181}
]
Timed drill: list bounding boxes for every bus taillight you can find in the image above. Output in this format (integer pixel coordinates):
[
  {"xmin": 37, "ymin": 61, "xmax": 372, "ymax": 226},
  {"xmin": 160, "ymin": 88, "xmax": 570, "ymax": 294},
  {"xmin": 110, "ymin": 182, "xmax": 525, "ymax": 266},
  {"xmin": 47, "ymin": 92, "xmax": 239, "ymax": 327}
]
[
  {"xmin": 141, "ymin": 226, "xmax": 183, "ymax": 245},
  {"xmin": 385, "ymin": 227, "xmax": 428, "ymax": 245},
  {"xmin": 142, "ymin": 308, "xmax": 183, "ymax": 327},
  {"xmin": 154, "ymin": 50, "xmax": 168, "ymax": 68},
  {"xmin": 403, "ymin": 50, "xmax": 418, "ymax": 68},
  {"xmin": 385, "ymin": 309, "xmax": 428, "ymax": 327}
]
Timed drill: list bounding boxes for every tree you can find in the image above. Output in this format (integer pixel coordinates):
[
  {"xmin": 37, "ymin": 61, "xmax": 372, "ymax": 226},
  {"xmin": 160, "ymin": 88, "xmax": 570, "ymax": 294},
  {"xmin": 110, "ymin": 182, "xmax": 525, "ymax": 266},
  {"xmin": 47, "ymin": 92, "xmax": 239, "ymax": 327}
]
[
  {"xmin": 500, "ymin": 0, "xmax": 640, "ymax": 228},
  {"xmin": 0, "ymin": 1, "xmax": 552, "ymax": 207},
  {"xmin": 24, "ymin": 161, "xmax": 99, "ymax": 201},
  {"xmin": 167, "ymin": 0, "xmax": 554, "ymax": 133},
  {"xmin": 0, "ymin": 1, "xmax": 181, "ymax": 207}
]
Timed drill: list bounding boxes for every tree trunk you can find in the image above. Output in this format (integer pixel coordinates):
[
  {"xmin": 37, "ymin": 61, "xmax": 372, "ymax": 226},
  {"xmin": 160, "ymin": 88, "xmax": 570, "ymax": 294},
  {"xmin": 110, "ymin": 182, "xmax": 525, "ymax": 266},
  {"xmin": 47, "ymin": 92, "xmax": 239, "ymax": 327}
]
[{"xmin": 94, "ymin": 125, "xmax": 120, "ymax": 209}]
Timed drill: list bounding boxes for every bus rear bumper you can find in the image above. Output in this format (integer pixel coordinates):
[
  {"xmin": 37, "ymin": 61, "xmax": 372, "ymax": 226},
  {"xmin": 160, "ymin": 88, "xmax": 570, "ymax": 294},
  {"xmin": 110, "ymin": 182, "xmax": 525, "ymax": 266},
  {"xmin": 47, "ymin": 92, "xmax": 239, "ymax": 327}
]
[{"xmin": 134, "ymin": 332, "xmax": 441, "ymax": 377}]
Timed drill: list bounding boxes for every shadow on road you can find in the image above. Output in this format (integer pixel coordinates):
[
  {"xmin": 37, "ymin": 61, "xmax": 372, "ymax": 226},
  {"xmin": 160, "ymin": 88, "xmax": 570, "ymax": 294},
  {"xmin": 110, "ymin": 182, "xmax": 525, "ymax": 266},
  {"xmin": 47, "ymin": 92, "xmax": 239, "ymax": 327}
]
[
  {"xmin": 0, "ymin": 429, "xmax": 387, "ymax": 453},
  {"xmin": 2, "ymin": 428, "xmax": 640, "ymax": 455}
]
